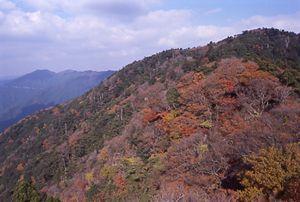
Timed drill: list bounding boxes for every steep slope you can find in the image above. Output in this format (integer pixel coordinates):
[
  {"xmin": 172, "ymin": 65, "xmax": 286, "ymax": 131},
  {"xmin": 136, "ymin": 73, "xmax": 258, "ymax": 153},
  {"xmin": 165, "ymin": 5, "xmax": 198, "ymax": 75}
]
[
  {"xmin": 0, "ymin": 28, "xmax": 299, "ymax": 201},
  {"xmin": 0, "ymin": 70, "xmax": 114, "ymax": 132}
]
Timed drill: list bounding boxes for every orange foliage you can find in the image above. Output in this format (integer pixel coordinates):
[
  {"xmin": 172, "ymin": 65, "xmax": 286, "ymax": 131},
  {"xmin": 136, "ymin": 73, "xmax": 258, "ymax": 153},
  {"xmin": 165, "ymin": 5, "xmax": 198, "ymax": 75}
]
[
  {"xmin": 178, "ymin": 72, "xmax": 204, "ymax": 87},
  {"xmin": 177, "ymin": 72, "xmax": 211, "ymax": 117},
  {"xmin": 219, "ymin": 112, "xmax": 248, "ymax": 135},
  {"xmin": 177, "ymin": 72, "xmax": 204, "ymax": 98},
  {"xmin": 51, "ymin": 107, "xmax": 61, "ymax": 116},
  {"xmin": 142, "ymin": 108, "xmax": 161, "ymax": 123},
  {"xmin": 16, "ymin": 163, "xmax": 24, "ymax": 172},
  {"xmin": 97, "ymin": 147, "xmax": 109, "ymax": 161},
  {"xmin": 219, "ymin": 79, "xmax": 235, "ymax": 93},
  {"xmin": 114, "ymin": 173, "xmax": 126, "ymax": 191},
  {"xmin": 186, "ymin": 103, "xmax": 209, "ymax": 114},
  {"xmin": 159, "ymin": 111, "xmax": 199, "ymax": 138},
  {"xmin": 239, "ymin": 67, "xmax": 277, "ymax": 85},
  {"xmin": 217, "ymin": 97, "xmax": 238, "ymax": 108},
  {"xmin": 205, "ymin": 59, "xmax": 277, "ymax": 92}
]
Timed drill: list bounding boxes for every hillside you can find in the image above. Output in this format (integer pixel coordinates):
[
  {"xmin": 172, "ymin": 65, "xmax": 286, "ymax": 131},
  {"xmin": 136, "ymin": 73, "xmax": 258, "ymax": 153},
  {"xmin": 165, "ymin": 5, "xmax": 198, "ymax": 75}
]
[
  {"xmin": 0, "ymin": 28, "xmax": 299, "ymax": 201},
  {"xmin": 0, "ymin": 70, "xmax": 114, "ymax": 132}
]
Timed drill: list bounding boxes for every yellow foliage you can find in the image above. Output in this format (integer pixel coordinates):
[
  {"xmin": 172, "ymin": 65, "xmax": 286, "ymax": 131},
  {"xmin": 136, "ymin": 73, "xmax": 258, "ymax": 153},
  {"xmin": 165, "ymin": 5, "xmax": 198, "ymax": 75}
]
[
  {"xmin": 163, "ymin": 110, "xmax": 179, "ymax": 122},
  {"xmin": 100, "ymin": 165, "xmax": 117, "ymax": 179},
  {"xmin": 238, "ymin": 143, "xmax": 300, "ymax": 201},
  {"xmin": 198, "ymin": 144, "xmax": 208, "ymax": 153},
  {"xmin": 85, "ymin": 172, "xmax": 94, "ymax": 183},
  {"xmin": 200, "ymin": 120, "xmax": 213, "ymax": 129},
  {"xmin": 238, "ymin": 186, "xmax": 263, "ymax": 202},
  {"xmin": 122, "ymin": 157, "xmax": 140, "ymax": 165}
]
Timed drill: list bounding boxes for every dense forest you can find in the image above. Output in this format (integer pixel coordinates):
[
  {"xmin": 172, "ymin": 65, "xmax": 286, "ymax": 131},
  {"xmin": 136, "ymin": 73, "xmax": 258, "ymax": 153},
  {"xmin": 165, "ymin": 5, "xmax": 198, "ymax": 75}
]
[{"xmin": 0, "ymin": 28, "xmax": 299, "ymax": 201}]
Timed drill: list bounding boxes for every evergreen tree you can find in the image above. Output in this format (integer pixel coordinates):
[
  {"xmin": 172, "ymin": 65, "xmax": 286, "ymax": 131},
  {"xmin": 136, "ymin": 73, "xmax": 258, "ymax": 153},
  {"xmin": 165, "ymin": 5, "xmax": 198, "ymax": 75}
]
[{"xmin": 13, "ymin": 179, "xmax": 41, "ymax": 202}]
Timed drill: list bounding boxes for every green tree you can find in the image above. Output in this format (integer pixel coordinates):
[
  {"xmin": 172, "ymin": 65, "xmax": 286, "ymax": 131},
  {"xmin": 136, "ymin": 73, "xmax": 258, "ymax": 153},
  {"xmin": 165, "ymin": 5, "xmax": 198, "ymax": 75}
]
[
  {"xmin": 166, "ymin": 87, "xmax": 180, "ymax": 108},
  {"xmin": 44, "ymin": 196, "xmax": 61, "ymax": 202},
  {"xmin": 13, "ymin": 179, "xmax": 41, "ymax": 202}
]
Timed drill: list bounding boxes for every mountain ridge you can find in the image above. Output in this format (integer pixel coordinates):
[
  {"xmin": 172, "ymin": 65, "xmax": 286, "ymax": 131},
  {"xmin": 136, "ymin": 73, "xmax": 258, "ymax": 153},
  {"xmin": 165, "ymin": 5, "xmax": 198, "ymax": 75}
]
[{"xmin": 0, "ymin": 28, "xmax": 299, "ymax": 201}]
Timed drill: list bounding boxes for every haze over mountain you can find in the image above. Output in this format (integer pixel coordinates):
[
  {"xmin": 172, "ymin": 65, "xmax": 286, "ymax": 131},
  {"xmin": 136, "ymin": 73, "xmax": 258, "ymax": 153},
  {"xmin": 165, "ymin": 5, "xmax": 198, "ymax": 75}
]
[
  {"xmin": 0, "ymin": 28, "xmax": 299, "ymax": 201},
  {"xmin": 0, "ymin": 69, "xmax": 114, "ymax": 132}
]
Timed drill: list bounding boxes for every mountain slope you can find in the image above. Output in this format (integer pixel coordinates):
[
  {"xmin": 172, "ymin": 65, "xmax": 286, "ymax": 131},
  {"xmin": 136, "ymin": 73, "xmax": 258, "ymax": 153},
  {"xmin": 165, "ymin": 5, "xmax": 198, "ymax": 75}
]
[
  {"xmin": 0, "ymin": 28, "xmax": 299, "ymax": 201},
  {"xmin": 0, "ymin": 70, "xmax": 114, "ymax": 132}
]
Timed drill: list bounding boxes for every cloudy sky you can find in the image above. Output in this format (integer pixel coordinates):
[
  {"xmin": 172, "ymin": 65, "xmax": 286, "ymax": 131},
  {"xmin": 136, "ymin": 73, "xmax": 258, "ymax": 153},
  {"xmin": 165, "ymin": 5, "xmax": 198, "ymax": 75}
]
[{"xmin": 0, "ymin": 0, "xmax": 299, "ymax": 76}]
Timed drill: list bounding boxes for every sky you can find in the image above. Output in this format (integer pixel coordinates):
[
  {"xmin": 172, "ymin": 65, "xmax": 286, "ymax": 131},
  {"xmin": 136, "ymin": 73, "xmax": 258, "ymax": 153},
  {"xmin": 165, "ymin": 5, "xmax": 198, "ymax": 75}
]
[{"xmin": 0, "ymin": 0, "xmax": 299, "ymax": 76}]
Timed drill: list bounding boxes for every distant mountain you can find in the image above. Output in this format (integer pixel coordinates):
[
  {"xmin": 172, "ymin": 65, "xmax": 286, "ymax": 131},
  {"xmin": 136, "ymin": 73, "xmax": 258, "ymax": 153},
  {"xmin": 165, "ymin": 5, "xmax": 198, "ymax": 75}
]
[
  {"xmin": 0, "ymin": 75, "xmax": 18, "ymax": 86},
  {"xmin": 0, "ymin": 69, "xmax": 114, "ymax": 132}
]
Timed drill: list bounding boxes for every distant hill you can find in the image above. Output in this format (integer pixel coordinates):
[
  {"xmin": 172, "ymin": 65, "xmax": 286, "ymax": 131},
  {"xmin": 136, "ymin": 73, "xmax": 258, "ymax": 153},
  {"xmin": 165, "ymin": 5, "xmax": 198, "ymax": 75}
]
[
  {"xmin": 0, "ymin": 28, "xmax": 299, "ymax": 201},
  {"xmin": 0, "ymin": 75, "xmax": 18, "ymax": 86},
  {"xmin": 0, "ymin": 69, "xmax": 114, "ymax": 132}
]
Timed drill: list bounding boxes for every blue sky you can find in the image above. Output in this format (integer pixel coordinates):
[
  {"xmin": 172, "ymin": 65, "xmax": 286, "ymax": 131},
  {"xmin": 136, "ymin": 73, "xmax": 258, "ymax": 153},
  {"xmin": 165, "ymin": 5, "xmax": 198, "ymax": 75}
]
[
  {"xmin": 0, "ymin": 0, "xmax": 299, "ymax": 76},
  {"xmin": 166, "ymin": 0, "xmax": 298, "ymax": 16}
]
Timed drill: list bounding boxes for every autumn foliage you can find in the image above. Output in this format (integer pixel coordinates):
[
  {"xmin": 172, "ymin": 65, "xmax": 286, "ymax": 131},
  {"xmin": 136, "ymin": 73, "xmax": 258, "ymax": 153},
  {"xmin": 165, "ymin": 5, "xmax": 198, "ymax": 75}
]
[
  {"xmin": 238, "ymin": 143, "xmax": 300, "ymax": 201},
  {"xmin": 1, "ymin": 29, "xmax": 299, "ymax": 201}
]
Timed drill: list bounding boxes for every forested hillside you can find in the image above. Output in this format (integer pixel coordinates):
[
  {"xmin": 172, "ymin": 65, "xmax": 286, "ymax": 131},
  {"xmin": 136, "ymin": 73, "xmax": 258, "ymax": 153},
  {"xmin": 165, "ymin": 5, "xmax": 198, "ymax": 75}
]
[{"xmin": 0, "ymin": 28, "xmax": 299, "ymax": 201}]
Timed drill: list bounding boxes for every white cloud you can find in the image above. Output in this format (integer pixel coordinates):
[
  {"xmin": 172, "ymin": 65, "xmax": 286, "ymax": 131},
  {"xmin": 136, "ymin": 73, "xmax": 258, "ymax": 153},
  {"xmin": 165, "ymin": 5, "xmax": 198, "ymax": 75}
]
[
  {"xmin": 240, "ymin": 12, "xmax": 300, "ymax": 32},
  {"xmin": 23, "ymin": 0, "xmax": 162, "ymax": 17},
  {"xmin": 0, "ymin": 0, "xmax": 299, "ymax": 76},
  {"xmin": 204, "ymin": 8, "xmax": 222, "ymax": 15},
  {"xmin": 157, "ymin": 25, "xmax": 235, "ymax": 48},
  {"xmin": 0, "ymin": 0, "xmax": 16, "ymax": 11}
]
